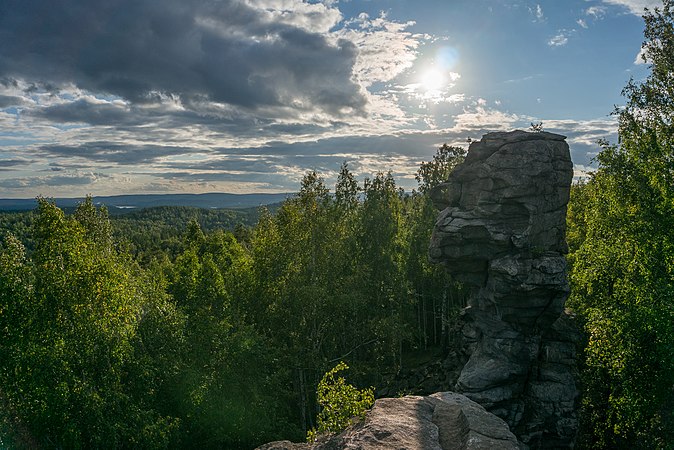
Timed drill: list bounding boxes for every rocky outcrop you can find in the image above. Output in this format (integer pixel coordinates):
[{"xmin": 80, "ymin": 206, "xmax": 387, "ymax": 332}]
[
  {"xmin": 428, "ymin": 130, "xmax": 578, "ymax": 448},
  {"xmin": 257, "ymin": 392, "xmax": 520, "ymax": 450},
  {"xmin": 257, "ymin": 130, "xmax": 578, "ymax": 450}
]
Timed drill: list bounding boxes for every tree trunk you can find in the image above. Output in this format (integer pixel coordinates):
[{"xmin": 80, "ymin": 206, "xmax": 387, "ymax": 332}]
[{"xmin": 298, "ymin": 368, "xmax": 307, "ymax": 433}]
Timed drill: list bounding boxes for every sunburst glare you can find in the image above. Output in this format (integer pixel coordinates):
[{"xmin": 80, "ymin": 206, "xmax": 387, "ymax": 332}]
[{"xmin": 421, "ymin": 68, "xmax": 445, "ymax": 92}]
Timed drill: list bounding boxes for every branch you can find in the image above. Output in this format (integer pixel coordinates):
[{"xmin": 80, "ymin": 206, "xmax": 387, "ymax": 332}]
[{"xmin": 328, "ymin": 339, "xmax": 379, "ymax": 364}]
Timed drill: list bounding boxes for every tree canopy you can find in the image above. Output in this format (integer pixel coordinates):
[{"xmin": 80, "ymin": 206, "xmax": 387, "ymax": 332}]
[
  {"xmin": 0, "ymin": 145, "xmax": 466, "ymax": 448},
  {"xmin": 568, "ymin": 1, "xmax": 674, "ymax": 448}
]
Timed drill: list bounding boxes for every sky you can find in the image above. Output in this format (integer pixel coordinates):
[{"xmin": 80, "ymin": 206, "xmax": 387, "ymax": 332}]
[{"xmin": 0, "ymin": 0, "xmax": 661, "ymax": 198}]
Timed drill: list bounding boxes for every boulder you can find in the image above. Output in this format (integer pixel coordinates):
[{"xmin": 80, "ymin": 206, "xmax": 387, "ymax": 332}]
[
  {"xmin": 256, "ymin": 392, "xmax": 520, "ymax": 450},
  {"xmin": 429, "ymin": 130, "xmax": 579, "ymax": 448}
]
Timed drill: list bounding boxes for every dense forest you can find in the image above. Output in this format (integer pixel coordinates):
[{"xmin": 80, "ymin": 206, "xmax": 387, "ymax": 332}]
[
  {"xmin": 0, "ymin": 145, "xmax": 468, "ymax": 448},
  {"xmin": 0, "ymin": 204, "xmax": 266, "ymax": 259},
  {"xmin": 1, "ymin": 2, "xmax": 673, "ymax": 449}
]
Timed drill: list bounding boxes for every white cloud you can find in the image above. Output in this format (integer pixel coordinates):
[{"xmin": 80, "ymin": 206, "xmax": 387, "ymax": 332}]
[
  {"xmin": 336, "ymin": 13, "xmax": 421, "ymax": 86},
  {"xmin": 599, "ymin": 0, "xmax": 661, "ymax": 16},
  {"xmin": 573, "ymin": 164, "xmax": 595, "ymax": 180},
  {"xmin": 450, "ymin": 106, "xmax": 524, "ymax": 133},
  {"xmin": 448, "ymin": 94, "xmax": 466, "ymax": 104},
  {"xmin": 529, "ymin": 4, "xmax": 545, "ymax": 22},
  {"xmin": 585, "ymin": 6, "xmax": 607, "ymax": 18},
  {"xmin": 634, "ymin": 46, "xmax": 650, "ymax": 64},
  {"xmin": 577, "ymin": 18, "xmax": 588, "ymax": 28},
  {"xmin": 542, "ymin": 117, "xmax": 618, "ymax": 152},
  {"xmin": 245, "ymin": 0, "xmax": 343, "ymax": 33},
  {"xmin": 548, "ymin": 33, "xmax": 569, "ymax": 47},
  {"xmin": 391, "ymin": 70, "xmax": 462, "ymax": 105},
  {"xmin": 536, "ymin": 4, "xmax": 544, "ymax": 20}
]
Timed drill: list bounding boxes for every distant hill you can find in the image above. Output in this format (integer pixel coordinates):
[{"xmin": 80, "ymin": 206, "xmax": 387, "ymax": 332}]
[
  {"xmin": 0, "ymin": 192, "xmax": 292, "ymax": 212},
  {"xmin": 0, "ymin": 202, "xmax": 285, "ymax": 257}
]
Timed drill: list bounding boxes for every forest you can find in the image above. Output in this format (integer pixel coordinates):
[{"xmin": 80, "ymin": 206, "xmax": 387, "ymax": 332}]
[
  {"xmin": 0, "ymin": 150, "xmax": 467, "ymax": 449},
  {"xmin": 1, "ymin": 2, "xmax": 674, "ymax": 449}
]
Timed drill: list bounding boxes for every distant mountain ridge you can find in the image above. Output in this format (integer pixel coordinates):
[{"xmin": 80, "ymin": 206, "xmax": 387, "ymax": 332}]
[{"xmin": 0, "ymin": 192, "xmax": 292, "ymax": 212}]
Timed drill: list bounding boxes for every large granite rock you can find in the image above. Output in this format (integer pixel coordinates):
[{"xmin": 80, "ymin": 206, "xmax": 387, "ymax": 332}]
[
  {"xmin": 428, "ymin": 130, "xmax": 579, "ymax": 448},
  {"xmin": 257, "ymin": 392, "xmax": 520, "ymax": 450}
]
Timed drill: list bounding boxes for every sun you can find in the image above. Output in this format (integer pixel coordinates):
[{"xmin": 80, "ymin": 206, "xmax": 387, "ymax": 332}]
[{"xmin": 421, "ymin": 68, "xmax": 445, "ymax": 92}]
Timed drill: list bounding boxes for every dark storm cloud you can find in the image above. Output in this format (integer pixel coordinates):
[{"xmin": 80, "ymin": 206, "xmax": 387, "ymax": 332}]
[
  {"xmin": 38, "ymin": 142, "xmax": 195, "ymax": 165},
  {"xmin": 0, "ymin": 0, "xmax": 365, "ymax": 116}
]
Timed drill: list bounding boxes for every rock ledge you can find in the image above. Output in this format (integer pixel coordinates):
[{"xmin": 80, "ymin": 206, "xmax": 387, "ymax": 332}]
[{"xmin": 257, "ymin": 392, "xmax": 520, "ymax": 450}]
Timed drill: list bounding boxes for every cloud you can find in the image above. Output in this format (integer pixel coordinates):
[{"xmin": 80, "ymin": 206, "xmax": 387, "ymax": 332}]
[
  {"xmin": 0, "ymin": 158, "xmax": 33, "ymax": 170},
  {"xmin": 548, "ymin": 32, "xmax": 570, "ymax": 47},
  {"xmin": 246, "ymin": 0, "xmax": 343, "ymax": 33},
  {"xmin": 585, "ymin": 6, "xmax": 608, "ymax": 19},
  {"xmin": 0, "ymin": 171, "xmax": 111, "ymax": 189},
  {"xmin": 573, "ymin": 164, "xmax": 595, "ymax": 180},
  {"xmin": 576, "ymin": 19, "xmax": 588, "ymax": 29},
  {"xmin": 634, "ymin": 46, "xmax": 650, "ymax": 64},
  {"xmin": 541, "ymin": 117, "xmax": 618, "ymax": 166},
  {"xmin": 31, "ymin": 99, "xmax": 138, "ymax": 126},
  {"xmin": 0, "ymin": 95, "xmax": 30, "ymax": 108},
  {"xmin": 0, "ymin": 0, "xmax": 429, "ymax": 149},
  {"xmin": 37, "ymin": 142, "xmax": 198, "ymax": 165},
  {"xmin": 337, "ymin": 12, "xmax": 421, "ymax": 87},
  {"xmin": 390, "ymin": 71, "xmax": 462, "ymax": 105},
  {"xmin": 0, "ymin": 0, "xmax": 366, "ymax": 118},
  {"xmin": 529, "ymin": 4, "xmax": 545, "ymax": 22},
  {"xmin": 599, "ymin": 0, "xmax": 662, "ymax": 15},
  {"xmin": 503, "ymin": 74, "xmax": 541, "ymax": 84},
  {"xmin": 450, "ymin": 106, "xmax": 523, "ymax": 135},
  {"xmin": 1, "ymin": 112, "xmax": 619, "ymax": 196},
  {"xmin": 0, "ymin": 0, "xmax": 624, "ymax": 198}
]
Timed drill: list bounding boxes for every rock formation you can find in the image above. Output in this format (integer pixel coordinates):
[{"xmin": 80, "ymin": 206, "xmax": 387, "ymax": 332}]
[
  {"xmin": 428, "ymin": 130, "xmax": 578, "ymax": 447},
  {"xmin": 257, "ymin": 130, "xmax": 578, "ymax": 450},
  {"xmin": 257, "ymin": 392, "xmax": 520, "ymax": 450}
]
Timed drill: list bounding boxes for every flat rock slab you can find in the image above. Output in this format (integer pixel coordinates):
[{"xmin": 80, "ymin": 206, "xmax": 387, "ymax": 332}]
[{"xmin": 256, "ymin": 392, "xmax": 520, "ymax": 450}]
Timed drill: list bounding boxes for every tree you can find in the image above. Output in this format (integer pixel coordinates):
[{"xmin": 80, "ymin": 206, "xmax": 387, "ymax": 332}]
[
  {"xmin": 409, "ymin": 144, "xmax": 466, "ymax": 349},
  {"xmin": 357, "ymin": 172, "xmax": 411, "ymax": 369},
  {"xmin": 568, "ymin": 2, "xmax": 674, "ymax": 447},
  {"xmin": 164, "ymin": 223, "xmax": 288, "ymax": 448},
  {"xmin": 306, "ymin": 362, "xmax": 374, "ymax": 442},
  {"xmin": 335, "ymin": 162, "xmax": 360, "ymax": 211},
  {"xmin": 0, "ymin": 199, "xmax": 179, "ymax": 448},
  {"xmin": 415, "ymin": 144, "xmax": 466, "ymax": 194}
]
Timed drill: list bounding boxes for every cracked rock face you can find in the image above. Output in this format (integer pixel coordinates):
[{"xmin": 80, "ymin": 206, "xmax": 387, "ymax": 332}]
[{"xmin": 429, "ymin": 130, "xmax": 579, "ymax": 448}]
